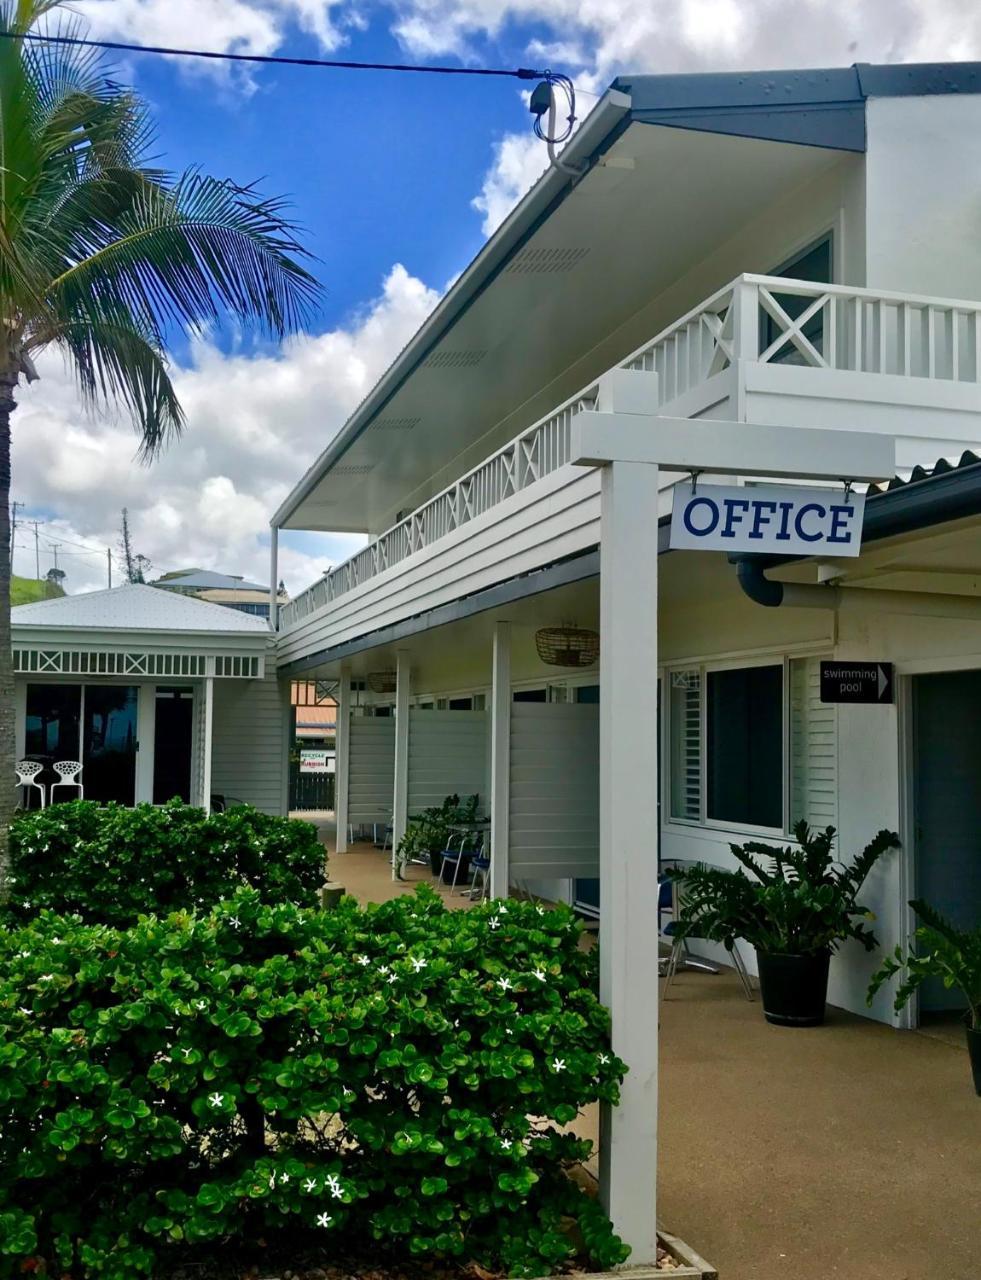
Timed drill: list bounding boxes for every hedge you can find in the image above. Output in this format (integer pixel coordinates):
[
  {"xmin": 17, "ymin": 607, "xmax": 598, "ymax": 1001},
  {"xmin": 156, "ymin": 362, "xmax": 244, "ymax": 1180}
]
[
  {"xmin": 0, "ymin": 889, "xmax": 627, "ymax": 1279},
  {"xmin": 6, "ymin": 800, "xmax": 325, "ymax": 925}
]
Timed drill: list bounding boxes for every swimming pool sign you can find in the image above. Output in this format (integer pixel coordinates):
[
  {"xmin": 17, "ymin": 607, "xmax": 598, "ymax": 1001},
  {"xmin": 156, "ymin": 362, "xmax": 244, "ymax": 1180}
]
[{"xmin": 669, "ymin": 483, "xmax": 865, "ymax": 557}]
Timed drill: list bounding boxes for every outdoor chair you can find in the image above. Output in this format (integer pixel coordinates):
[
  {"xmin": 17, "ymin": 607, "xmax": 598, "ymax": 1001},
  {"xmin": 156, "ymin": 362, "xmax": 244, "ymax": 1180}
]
[
  {"xmin": 439, "ymin": 830, "xmax": 482, "ymax": 893},
  {"xmin": 15, "ymin": 760, "xmax": 46, "ymax": 809},
  {"xmin": 50, "ymin": 760, "xmax": 83, "ymax": 803},
  {"xmin": 658, "ymin": 874, "xmax": 754, "ymax": 1001},
  {"xmin": 468, "ymin": 847, "xmax": 491, "ymax": 901}
]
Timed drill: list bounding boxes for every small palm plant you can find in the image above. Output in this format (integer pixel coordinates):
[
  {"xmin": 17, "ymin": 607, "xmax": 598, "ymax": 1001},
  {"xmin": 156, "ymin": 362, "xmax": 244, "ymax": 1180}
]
[
  {"xmin": 672, "ymin": 822, "xmax": 901, "ymax": 956},
  {"xmin": 671, "ymin": 822, "xmax": 900, "ymax": 1026},
  {"xmin": 0, "ymin": 0, "xmax": 320, "ymax": 895},
  {"xmin": 868, "ymin": 900, "xmax": 981, "ymax": 1031}
]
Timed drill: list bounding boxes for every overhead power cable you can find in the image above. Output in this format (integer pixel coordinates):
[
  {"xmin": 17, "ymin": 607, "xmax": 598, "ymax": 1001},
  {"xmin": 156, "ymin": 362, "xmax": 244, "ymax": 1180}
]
[{"xmin": 0, "ymin": 30, "xmax": 551, "ymax": 82}]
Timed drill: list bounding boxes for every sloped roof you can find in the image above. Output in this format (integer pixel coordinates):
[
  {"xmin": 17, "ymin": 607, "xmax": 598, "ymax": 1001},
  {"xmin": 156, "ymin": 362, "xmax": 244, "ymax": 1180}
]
[
  {"xmin": 11, "ymin": 583, "xmax": 269, "ymax": 634},
  {"xmin": 868, "ymin": 449, "xmax": 981, "ymax": 494},
  {"xmin": 154, "ymin": 569, "xmax": 269, "ymax": 593}
]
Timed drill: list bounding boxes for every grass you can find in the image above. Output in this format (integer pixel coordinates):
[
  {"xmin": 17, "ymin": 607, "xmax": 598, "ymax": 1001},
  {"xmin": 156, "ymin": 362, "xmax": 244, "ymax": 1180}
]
[{"xmin": 10, "ymin": 575, "xmax": 65, "ymax": 606}]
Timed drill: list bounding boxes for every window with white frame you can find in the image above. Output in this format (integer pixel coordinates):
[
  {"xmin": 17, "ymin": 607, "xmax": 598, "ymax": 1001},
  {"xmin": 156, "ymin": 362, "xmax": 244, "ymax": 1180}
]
[{"xmin": 667, "ymin": 655, "xmax": 836, "ymax": 834}]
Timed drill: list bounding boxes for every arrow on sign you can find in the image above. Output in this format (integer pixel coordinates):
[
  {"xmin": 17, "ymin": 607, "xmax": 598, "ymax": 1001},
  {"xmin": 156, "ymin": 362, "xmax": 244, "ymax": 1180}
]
[{"xmin": 877, "ymin": 664, "xmax": 890, "ymax": 701}]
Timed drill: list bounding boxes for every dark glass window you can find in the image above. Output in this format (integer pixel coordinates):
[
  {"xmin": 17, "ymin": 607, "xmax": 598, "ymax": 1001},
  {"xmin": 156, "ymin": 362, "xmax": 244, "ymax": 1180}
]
[
  {"xmin": 25, "ymin": 684, "xmax": 81, "ymax": 763},
  {"xmin": 448, "ymin": 697, "xmax": 473, "ymax": 711},
  {"xmin": 513, "ymin": 688, "xmax": 547, "ymax": 703},
  {"xmin": 706, "ymin": 665, "xmax": 783, "ymax": 828}
]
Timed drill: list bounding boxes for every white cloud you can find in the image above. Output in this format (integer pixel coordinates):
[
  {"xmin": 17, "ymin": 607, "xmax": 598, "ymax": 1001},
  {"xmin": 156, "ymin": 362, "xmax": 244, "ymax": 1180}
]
[
  {"xmin": 471, "ymin": 128, "xmax": 549, "ymax": 234},
  {"xmin": 11, "ymin": 265, "xmax": 440, "ymax": 597}
]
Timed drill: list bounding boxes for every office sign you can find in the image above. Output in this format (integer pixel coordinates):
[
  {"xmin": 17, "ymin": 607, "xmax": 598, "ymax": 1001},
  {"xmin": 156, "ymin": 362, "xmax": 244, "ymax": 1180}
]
[
  {"xmin": 299, "ymin": 749, "xmax": 332, "ymax": 774},
  {"xmin": 669, "ymin": 483, "xmax": 865, "ymax": 557},
  {"xmin": 820, "ymin": 662, "xmax": 893, "ymax": 704}
]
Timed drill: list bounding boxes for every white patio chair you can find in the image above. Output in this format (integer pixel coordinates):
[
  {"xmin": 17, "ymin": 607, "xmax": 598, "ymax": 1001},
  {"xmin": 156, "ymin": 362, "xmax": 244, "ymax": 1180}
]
[
  {"xmin": 15, "ymin": 760, "xmax": 46, "ymax": 809},
  {"xmin": 50, "ymin": 760, "xmax": 84, "ymax": 803}
]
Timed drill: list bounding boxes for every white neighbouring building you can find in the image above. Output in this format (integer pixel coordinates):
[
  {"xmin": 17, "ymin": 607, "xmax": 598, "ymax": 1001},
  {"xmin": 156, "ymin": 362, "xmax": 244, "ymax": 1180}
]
[
  {"xmin": 12, "ymin": 584, "xmax": 288, "ymax": 814},
  {"xmin": 266, "ymin": 62, "xmax": 981, "ymax": 1257}
]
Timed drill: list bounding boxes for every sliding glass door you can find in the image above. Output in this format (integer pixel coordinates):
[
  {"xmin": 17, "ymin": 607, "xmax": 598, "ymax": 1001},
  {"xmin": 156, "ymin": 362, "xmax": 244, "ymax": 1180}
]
[{"xmin": 24, "ymin": 683, "xmax": 139, "ymax": 806}]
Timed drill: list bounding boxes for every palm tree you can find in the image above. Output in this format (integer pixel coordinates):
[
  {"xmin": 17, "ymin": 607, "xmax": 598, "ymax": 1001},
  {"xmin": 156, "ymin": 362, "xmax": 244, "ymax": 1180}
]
[{"xmin": 0, "ymin": 1, "xmax": 320, "ymax": 895}]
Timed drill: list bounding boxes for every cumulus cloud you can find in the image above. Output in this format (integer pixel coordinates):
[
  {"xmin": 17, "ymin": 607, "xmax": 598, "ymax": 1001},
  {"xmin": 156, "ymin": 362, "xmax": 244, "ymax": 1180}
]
[{"xmin": 11, "ymin": 266, "xmax": 441, "ymax": 596}]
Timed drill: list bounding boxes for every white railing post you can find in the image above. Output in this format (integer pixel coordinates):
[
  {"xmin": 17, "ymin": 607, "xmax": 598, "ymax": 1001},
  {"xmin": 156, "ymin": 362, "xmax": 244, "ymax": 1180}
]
[{"xmin": 729, "ymin": 274, "xmax": 760, "ymax": 361}]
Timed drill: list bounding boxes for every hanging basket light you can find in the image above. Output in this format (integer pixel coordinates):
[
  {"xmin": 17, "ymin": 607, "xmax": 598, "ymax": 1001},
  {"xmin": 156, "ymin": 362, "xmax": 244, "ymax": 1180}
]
[
  {"xmin": 366, "ymin": 670, "xmax": 398, "ymax": 694},
  {"xmin": 535, "ymin": 626, "xmax": 600, "ymax": 669}
]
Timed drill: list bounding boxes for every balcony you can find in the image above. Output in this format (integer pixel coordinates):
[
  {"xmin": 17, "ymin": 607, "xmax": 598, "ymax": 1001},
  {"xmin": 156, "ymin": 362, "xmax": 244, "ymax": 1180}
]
[{"xmin": 278, "ymin": 274, "xmax": 981, "ymax": 658}]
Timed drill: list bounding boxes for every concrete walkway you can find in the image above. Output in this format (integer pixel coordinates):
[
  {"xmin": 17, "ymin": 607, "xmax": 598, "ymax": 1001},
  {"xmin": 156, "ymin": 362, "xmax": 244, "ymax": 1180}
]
[{"xmin": 299, "ymin": 815, "xmax": 980, "ymax": 1280}]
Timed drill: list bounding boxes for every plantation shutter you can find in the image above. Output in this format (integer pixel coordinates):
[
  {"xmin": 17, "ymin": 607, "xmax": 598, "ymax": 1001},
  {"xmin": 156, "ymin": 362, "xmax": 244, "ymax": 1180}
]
[
  {"xmin": 669, "ymin": 670, "xmax": 702, "ymax": 821},
  {"xmin": 789, "ymin": 656, "xmax": 837, "ymax": 830}
]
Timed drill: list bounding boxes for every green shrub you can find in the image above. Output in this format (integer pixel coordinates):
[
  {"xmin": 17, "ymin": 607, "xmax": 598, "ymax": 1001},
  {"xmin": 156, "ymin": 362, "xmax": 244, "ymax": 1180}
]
[
  {"xmin": 6, "ymin": 800, "xmax": 325, "ymax": 926},
  {"xmin": 0, "ymin": 889, "xmax": 626, "ymax": 1279}
]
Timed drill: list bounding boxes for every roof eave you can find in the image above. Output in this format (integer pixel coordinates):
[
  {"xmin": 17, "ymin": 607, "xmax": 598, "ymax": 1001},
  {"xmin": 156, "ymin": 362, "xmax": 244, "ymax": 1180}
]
[{"xmin": 271, "ymin": 87, "xmax": 633, "ymax": 531}]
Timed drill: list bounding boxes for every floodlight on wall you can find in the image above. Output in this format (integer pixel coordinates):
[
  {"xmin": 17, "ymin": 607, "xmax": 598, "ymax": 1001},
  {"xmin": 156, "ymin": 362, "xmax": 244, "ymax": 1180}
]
[
  {"xmin": 535, "ymin": 626, "xmax": 600, "ymax": 669},
  {"xmin": 366, "ymin": 670, "xmax": 398, "ymax": 694}
]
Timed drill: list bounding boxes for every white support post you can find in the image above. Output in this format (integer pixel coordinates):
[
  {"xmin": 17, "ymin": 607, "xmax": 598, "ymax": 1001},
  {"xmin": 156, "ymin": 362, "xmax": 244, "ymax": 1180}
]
[
  {"xmin": 269, "ymin": 526, "xmax": 279, "ymax": 630},
  {"xmin": 598, "ymin": 458, "xmax": 662, "ymax": 1263},
  {"xmin": 489, "ymin": 621, "xmax": 511, "ymax": 900},
  {"xmin": 335, "ymin": 666, "xmax": 351, "ymax": 853},
  {"xmin": 202, "ymin": 669, "xmax": 215, "ymax": 816},
  {"xmin": 392, "ymin": 650, "xmax": 411, "ymax": 878}
]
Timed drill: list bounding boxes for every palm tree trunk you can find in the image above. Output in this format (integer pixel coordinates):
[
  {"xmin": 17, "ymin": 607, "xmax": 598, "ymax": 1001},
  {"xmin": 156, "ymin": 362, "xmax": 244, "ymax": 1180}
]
[{"xmin": 0, "ymin": 367, "xmax": 17, "ymax": 902}]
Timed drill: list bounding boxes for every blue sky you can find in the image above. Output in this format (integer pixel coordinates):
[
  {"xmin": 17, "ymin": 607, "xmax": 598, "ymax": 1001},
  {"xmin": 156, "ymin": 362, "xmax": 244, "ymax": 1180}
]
[{"xmin": 13, "ymin": 0, "xmax": 979, "ymax": 595}]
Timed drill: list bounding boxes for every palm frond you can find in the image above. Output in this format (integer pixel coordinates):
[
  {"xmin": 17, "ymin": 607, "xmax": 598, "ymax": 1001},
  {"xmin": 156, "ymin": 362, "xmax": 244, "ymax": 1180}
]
[
  {"xmin": 54, "ymin": 309, "xmax": 184, "ymax": 457},
  {"xmin": 48, "ymin": 169, "xmax": 320, "ymax": 339}
]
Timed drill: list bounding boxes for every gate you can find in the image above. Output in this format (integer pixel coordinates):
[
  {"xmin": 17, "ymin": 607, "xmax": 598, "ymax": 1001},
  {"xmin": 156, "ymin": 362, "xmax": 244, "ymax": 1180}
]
[{"xmin": 288, "ymin": 760, "xmax": 335, "ymax": 812}]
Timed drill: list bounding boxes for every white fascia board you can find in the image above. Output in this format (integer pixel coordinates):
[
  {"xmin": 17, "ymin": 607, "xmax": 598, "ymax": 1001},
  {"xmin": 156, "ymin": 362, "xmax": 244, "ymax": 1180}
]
[
  {"xmin": 570, "ymin": 412, "xmax": 896, "ymax": 482},
  {"xmin": 271, "ymin": 89, "xmax": 633, "ymax": 532},
  {"xmin": 11, "ymin": 625, "xmax": 273, "ymax": 654}
]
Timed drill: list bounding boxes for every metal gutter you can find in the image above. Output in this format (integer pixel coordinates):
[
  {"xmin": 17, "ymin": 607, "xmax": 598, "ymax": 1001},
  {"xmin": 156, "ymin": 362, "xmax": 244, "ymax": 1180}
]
[
  {"xmin": 272, "ymin": 89, "xmax": 632, "ymax": 530},
  {"xmin": 731, "ymin": 457, "xmax": 981, "ymax": 606}
]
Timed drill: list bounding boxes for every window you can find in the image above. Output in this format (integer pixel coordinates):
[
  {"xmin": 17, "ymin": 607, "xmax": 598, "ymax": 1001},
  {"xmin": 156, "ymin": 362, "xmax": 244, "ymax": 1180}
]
[
  {"xmin": 25, "ymin": 684, "xmax": 81, "ymax": 760},
  {"xmin": 513, "ymin": 688, "xmax": 547, "ymax": 703},
  {"xmin": 666, "ymin": 656, "xmax": 837, "ymax": 834},
  {"xmin": 761, "ymin": 235, "xmax": 833, "ymax": 365},
  {"xmin": 706, "ymin": 665, "xmax": 783, "ymax": 828}
]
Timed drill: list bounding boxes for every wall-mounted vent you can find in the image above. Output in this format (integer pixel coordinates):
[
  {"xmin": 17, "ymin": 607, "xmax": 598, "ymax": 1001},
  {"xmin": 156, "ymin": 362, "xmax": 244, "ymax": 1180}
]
[
  {"xmin": 505, "ymin": 246, "xmax": 591, "ymax": 275},
  {"xmin": 332, "ymin": 464, "xmax": 374, "ymax": 476},
  {"xmin": 372, "ymin": 416, "xmax": 421, "ymax": 431},
  {"xmin": 422, "ymin": 349, "xmax": 487, "ymax": 370}
]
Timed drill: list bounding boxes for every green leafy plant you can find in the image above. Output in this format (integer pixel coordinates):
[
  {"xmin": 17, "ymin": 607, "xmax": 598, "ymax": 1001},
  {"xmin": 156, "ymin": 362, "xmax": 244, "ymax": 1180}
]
[
  {"xmin": 672, "ymin": 821, "xmax": 900, "ymax": 956},
  {"xmin": 395, "ymin": 793, "xmax": 482, "ymax": 878},
  {"xmin": 868, "ymin": 899, "xmax": 981, "ymax": 1029},
  {"xmin": 5, "ymin": 800, "xmax": 325, "ymax": 925},
  {"xmin": 0, "ymin": 889, "xmax": 627, "ymax": 1279}
]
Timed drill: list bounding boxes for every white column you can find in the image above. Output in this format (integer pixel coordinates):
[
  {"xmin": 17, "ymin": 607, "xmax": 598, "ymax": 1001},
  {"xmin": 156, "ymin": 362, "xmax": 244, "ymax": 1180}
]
[
  {"xmin": 392, "ymin": 649, "xmax": 411, "ymax": 876},
  {"xmin": 335, "ymin": 665, "xmax": 351, "ymax": 853},
  {"xmin": 269, "ymin": 526, "xmax": 279, "ymax": 629},
  {"xmin": 489, "ymin": 621, "xmax": 511, "ymax": 900},
  {"xmin": 135, "ymin": 684, "xmax": 157, "ymax": 804},
  {"xmin": 598, "ymin": 459, "xmax": 662, "ymax": 1263},
  {"xmin": 202, "ymin": 671, "xmax": 215, "ymax": 816}
]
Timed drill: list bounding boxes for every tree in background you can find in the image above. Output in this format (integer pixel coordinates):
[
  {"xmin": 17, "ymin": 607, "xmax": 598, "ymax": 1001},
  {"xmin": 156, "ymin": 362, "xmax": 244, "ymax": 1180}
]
[
  {"xmin": 0, "ymin": 0, "xmax": 320, "ymax": 895},
  {"xmin": 119, "ymin": 507, "xmax": 152, "ymax": 583}
]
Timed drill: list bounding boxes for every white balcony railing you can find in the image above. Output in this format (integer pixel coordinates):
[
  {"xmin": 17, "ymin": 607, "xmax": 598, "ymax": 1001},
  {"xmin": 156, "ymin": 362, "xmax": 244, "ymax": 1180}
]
[
  {"xmin": 279, "ymin": 384, "xmax": 599, "ymax": 629},
  {"xmin": 280, "ymin": 274, "xmax": 981, "ymax": 630}
]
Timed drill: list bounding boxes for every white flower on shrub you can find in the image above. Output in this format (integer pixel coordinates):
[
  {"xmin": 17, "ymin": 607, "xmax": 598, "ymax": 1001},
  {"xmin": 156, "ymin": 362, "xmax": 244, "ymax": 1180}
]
[
  {"xmin": 551, "ymin": 1059, "xmax": 566, "ymax": 1073},
  {"xmin": 487, "ymin": 918, "xmax": 501, "ymax": 931},
  {"xmin": 497, "ymin": 977, "xmax": 512, "ymax": 992},
  {"xmin": 228, "ymin": 916, "xmax": 241, "ymax": 930},
  {"xmin": 410, "ymin": 956, "xmax": 427, "ymax": 973},
  {"xmin": 303, "ymin": 1178, "xmax": 317, "ymax": 1193},
  {"xmin": 496, "ymin": 904, "xmax": 508, "ymax": 915},
  {"xmin": 280, "ymin": 1173, "xmax": 290, "ymax": 1184},
  {"xmin": 532, "ymin": 968, "xmax": 546, "ymax": 983},
  {"xmin": 356, "ymin": 955, "xmax": 370, "ymax": 966},
  {"xmin": 208, "ymin": 1092, "xmax": 224, "ymax": 1108},
  {"xmin": 598, "ymin": 1053, "xmax": 610, "ymax": 1066},
  {"xmin": 387, "ymin": 972, "xmax": 399, "ymax": 985},
  {"xmin": 501, "ymin": 1137, "xmax": 513, "ymax": 1150},
  {"xmin": 325, "ymin": 1174, "xmax": 344, "ymax": 1199},
  {"xmin": 377, "ymin": 965, "xmax": 390, "ymax": 976},
  {"xmin": 317, "ymin": 1212, "xmax": 333, "ymax": 1228}
]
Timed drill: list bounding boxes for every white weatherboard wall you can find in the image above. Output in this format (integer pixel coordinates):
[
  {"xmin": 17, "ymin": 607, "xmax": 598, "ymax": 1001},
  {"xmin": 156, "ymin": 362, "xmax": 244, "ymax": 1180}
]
[
  {"xmin": 508, "ymin": 702, "xmax": 599, "ymax": 889},
  {"xmin": 407, "ymin": 709, "xmax": 488, "ymax": 813},
  {"xmin": 347, "ymin": 716, "xmax": 397, "ymax": 826},
  {"xmin": 211, "ymin": 665, "xmax": 289, "ymax": 815}
]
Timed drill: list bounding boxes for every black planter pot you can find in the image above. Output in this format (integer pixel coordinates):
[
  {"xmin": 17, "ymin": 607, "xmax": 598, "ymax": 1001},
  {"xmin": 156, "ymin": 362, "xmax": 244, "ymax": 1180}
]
[
  {"xmin": 428, "ymin": 850, "xmax": 443, "ymax": 877},
  {"xmin": 755, "ymin": 949, "xmax": 831, "ymax": 1027},
  {"xmin": 967, "ymin": 1023, "xmax": 981, "ymax": 1097},
  {"xmin": 440, "ymin": 852, "xmax": 470, "ymax": 886}
]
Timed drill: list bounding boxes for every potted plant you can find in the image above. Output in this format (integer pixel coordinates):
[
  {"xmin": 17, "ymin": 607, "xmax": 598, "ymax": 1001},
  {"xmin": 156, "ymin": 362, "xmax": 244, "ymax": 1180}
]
[
  {"xmin": 671, "ymin": 822, "xmax": 900, "ymax": 1026},
  {"xmin": 868, "ymin": 900, "xmax": 981, "ymax": 1095},
  {"xmin": 394, "ymin": 793, "xmax": 482, "ymax": 880}
]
